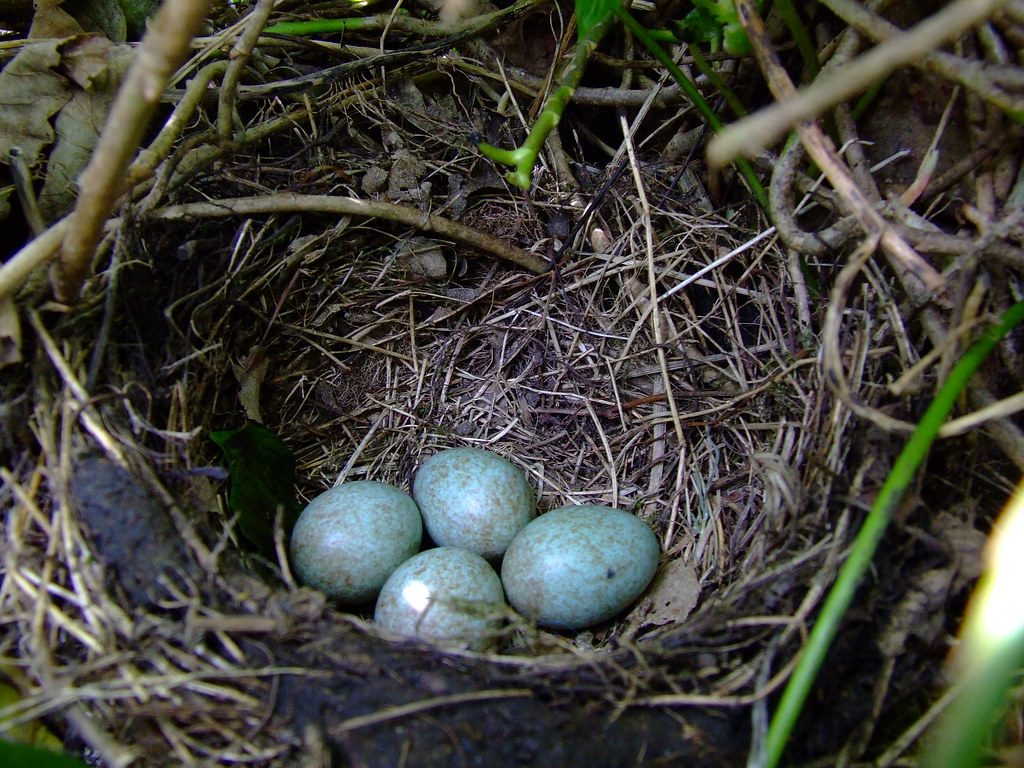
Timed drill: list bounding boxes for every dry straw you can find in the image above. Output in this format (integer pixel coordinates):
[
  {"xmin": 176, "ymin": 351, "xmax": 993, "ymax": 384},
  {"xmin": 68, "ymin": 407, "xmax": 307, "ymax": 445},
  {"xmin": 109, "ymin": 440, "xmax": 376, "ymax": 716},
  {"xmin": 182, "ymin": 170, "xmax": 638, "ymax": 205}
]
[{"xmin": 1, "ymin": 0, "xmax": 1022, "ymax": 765}]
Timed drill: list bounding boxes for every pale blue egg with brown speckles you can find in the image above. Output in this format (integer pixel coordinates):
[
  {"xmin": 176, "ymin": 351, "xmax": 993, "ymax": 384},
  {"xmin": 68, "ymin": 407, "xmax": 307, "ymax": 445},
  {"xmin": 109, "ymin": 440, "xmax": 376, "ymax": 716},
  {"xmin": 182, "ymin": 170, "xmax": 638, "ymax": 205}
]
[
  {"xmin": 289, "ymin": 481, "xmax": 422, "ymax": 604},
  {"xmin": 501, "ymin": 505, "xmax": 660, "ymax": 630},
  {"xmin": 374, "ymin": 547, "xmax": 506, "ymax": 650},
  {"xmin": 413, "ymin": 448, "xmax": 535, "ymax": 560}
]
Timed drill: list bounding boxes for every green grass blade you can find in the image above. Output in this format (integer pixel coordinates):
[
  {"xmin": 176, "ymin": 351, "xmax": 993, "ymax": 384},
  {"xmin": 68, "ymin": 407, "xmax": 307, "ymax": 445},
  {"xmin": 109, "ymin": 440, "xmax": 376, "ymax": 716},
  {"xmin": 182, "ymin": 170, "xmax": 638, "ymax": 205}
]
[
  {"xmin": 575, "ymin": 0, "xmax": 617, "ymax": 42},
  {"xmin": 772, "ymin": 0, "xmax": 819, "ymax": 80},
  {"xmin": 763, "ymin": 300, "xmax": 1024, "ymax": 768}
]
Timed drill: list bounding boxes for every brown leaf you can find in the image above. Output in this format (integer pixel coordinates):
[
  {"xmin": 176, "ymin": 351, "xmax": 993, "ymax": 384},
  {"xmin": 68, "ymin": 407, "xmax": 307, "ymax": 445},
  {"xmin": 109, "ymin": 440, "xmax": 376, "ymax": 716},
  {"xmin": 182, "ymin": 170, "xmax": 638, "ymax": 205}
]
[
  {"xmin": 620, "ymin": 559, "xmax": 700, "ymax": 643},
  {"xmin": 640, "ymin": 559, "xmax": 700, "ymax": 627},
  {"xmin": 0, "ymin": 34, "xmax": 130, "ymax": 222},
  {"xmin": 234, "ymin": 346, "xmax": 269, "ymax": 424},
  {"xmin": 0, "ymin": 39, "xmax": 73, "ymax": 161},
  {"xmin": 60, "ymin": 33, "xmax": 129, "ymax": 90},
  {"xmin": 38, "ymin": 38, "xmax": 131, "ymax": 220},
  {"xmin": 29, "ymin": 0, "xmax": 85, "ymax": 38}
]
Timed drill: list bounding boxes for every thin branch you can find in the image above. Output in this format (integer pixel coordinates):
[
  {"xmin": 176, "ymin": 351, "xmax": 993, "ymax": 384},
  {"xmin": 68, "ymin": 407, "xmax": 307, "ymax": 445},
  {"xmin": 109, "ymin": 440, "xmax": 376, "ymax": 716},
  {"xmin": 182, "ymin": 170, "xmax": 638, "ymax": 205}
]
[
  {"xmin": 146, "ymin": 194, "xmax": 550, "ymax": 273},
  {"xmin": 820, "ymin": 0, "xmax": 1024, "ymax": 116},
  {"xmin": 217, "ymin": 0, "xmax": 275, "ymax": 138},
  {"xmin": 708, "ymin": 0, "xmax": 1012, "ymax": 166},
  {"xmin": 734, "ymin": 0, "xmax": 945, "ymax": 297},
  {"xmin": 54, "ymin": 0, "xmax": 213, "ymax": 301},
  {"xmin": 0, "ymin": 219, "xmax": 69, "ymax": 300}
]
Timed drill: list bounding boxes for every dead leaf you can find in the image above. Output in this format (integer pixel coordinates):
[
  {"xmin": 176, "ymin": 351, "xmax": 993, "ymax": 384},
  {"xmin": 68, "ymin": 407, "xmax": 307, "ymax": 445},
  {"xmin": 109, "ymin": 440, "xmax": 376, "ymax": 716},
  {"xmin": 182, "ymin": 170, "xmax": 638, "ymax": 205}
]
[
  {"xmin": 234, "ymin": 346, "xmax": 269, "ymax": 424},
  {"xmin": 29, "ymin": 0, "xmax": 85, "ymax": 38},
  {"xmin": 620, "ymin": 559, "xmax": 700, "ymax": 641},
  {"xmin": 0, "ymin": 296, "xmax": 22, "ymax": 367},
  {"xmin": 396, "ymin": 236, "xmax": 447, "ymax": 280},
  {"xmin": 638, "ymin": 559, "xmax": 700, "ymax": 627},
  {"xmin": 61, "ymin": 33, "xmax": 130, "ymax": 90},
  {"xmin": 0, "ymin": 39, "xmax": 73, "ymax": 161},
  {"xmin": 38, "ymin": 38, "xmax": 131, "ymax": 219},
  {"xmin": 0, "ymin": 35, "xmax": 131, "ymax": 222}
]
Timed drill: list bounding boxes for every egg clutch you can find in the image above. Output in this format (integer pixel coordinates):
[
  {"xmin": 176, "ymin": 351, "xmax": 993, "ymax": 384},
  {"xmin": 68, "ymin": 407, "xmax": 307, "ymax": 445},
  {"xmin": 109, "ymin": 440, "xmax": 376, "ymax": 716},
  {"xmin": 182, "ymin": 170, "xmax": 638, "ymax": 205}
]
[{"xmin": 289, "ymin": 447, "xmax": 660, "ymax": 650}]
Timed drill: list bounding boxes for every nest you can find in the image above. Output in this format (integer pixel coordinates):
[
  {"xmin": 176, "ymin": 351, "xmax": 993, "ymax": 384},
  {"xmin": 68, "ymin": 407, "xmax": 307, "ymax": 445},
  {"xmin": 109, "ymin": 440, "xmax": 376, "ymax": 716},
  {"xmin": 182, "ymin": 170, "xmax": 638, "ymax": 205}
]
[{"xmin": 1, "ymin": 1, "xmax": 1023, "ymax": 765}]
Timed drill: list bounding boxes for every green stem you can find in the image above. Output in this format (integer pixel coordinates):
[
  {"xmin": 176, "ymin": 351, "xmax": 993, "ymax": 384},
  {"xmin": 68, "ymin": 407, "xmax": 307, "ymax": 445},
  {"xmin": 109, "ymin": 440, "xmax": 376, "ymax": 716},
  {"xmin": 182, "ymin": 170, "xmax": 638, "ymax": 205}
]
[
  {"xmin": 476, "ymin": 13, "xmax": 613, "ymax": 189},
  {"xmin": 763, "ymin": 300, "xmax": 1024, "ymax": 768},
  {"xmin": 265, "ymin": 14, "xmax": 399, "ymax": 36},
  {"xmin": 686, "ymin": 42, "xmax": 746, "ymax": 119},
  {"xmin": 613, "ymin": 6, "xmax": 768, "ymax": 211},
  {"xmin": 772, "ymin": 0, "xmax": 819, "ymax": 80}
]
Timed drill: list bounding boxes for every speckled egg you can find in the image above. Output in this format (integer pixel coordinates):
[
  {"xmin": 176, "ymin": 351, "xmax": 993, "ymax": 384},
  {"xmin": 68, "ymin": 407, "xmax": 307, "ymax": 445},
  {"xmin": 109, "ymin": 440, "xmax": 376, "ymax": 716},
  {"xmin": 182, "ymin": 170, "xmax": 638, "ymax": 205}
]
[
  {"xmin": 374, "ymin": 547, "xmax": 506, "ymax": 650},
  {"xmin": 413, "ymin": 447, "xmax": 535, "ymax": 560},
  {"xmin": 289, "ymin": 481, "xmax": 422, "ymax": 604},
  {"xmin": 501, "ymin": 505, "xmax": 660, "ymax": 630}
]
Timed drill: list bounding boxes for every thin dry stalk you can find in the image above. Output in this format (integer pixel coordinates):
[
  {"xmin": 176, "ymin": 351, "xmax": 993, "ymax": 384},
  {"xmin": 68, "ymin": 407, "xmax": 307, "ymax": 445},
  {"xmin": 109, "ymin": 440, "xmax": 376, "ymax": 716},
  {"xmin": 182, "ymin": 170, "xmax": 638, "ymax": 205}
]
[{"xmin": 54, "ymin": 0, "xmax": 214, "ymax": 301}]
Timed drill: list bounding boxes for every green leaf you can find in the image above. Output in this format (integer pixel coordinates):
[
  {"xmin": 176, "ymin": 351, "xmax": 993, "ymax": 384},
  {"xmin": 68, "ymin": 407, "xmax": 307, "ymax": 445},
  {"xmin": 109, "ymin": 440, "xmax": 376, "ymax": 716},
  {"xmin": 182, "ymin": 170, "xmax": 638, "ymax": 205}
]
[
  {"xmin": 575, "ymin": 0, "xmax": 617, "ymax": 42},
  {"xmin": 211, "ymin": 422, "xmax": 301, "ymax": 556},
  {"xmin": 675, "ymin": 0, "xmax": 753, "ymax": 55},
  {"xmin": 720, "ymin": 21, "xmax": 751, "ymax": 56},
  {"xmin": 0, "ymin": 738, "xmax": 90, "ymax": 768},
  {"xmin": 677, "ymin": 3, "xmax": 723, "ymax": 49},
  {"xmin": 1, "ymin": 676, "xmax": 62, "ymax": 752}
]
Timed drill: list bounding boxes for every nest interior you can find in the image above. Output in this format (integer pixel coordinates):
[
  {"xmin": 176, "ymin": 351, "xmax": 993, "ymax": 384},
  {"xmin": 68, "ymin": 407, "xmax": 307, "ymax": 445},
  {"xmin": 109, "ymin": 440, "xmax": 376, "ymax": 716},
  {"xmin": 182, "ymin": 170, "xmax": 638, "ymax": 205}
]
[{"xmin": 2, "ymin": 1, "xmax": 1023, "ymax": 766}]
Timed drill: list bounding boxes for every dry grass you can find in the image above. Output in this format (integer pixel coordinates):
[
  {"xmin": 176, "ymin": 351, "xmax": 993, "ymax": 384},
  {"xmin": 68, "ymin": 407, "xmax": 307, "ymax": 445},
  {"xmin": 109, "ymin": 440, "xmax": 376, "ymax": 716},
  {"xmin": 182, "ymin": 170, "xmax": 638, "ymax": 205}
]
[{"xmin": 1, "ymin": 1, "xmax": 1023, "ymax": 765}]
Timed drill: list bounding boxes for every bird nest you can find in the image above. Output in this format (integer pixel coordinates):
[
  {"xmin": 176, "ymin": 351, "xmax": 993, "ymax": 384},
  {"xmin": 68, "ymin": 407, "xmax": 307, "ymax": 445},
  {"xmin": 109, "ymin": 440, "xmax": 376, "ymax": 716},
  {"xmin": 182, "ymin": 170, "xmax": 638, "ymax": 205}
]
[{"xmin": 2, "ymin": 2, "xmax": 1023, "ymax": 766}]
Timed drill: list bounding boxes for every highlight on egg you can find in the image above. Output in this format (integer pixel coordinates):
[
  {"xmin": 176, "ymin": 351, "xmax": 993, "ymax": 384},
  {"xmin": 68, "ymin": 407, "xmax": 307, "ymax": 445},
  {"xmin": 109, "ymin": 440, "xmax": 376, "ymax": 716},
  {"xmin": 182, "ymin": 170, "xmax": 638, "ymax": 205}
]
[
  {"xmin": 501, "ymin": 505, "xmax": 660, "ymax": 630},
  {"xmin": 289, "ymin": 480, "xmax": 422, "ymax": 604},
  {"xmin": 413, "ymin": 447, "xmax": 535, "ymax": 560},
  {"xmin": 374, "ymin": 547, "xmax": 506, "ymax": 650}
]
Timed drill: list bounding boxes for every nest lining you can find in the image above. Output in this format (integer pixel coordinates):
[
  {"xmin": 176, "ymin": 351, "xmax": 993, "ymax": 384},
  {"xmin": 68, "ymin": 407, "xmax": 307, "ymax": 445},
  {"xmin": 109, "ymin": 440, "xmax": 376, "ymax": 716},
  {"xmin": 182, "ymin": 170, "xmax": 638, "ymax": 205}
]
[{"xmin": 3, "ymin": 18, "xmax": 1020, "ymax": 766}]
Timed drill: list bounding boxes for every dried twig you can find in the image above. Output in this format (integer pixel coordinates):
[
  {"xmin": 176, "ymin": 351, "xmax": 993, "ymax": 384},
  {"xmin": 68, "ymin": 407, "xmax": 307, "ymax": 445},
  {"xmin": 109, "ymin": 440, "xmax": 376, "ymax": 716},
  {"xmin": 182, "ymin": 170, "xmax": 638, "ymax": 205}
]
[
  {"xmin": 733, "ymin": 0, "xmax": 945, "ymax": 297},
  {"xmin": 54, "ymin": 0, "xmax": 213, "ymax": 301},
  {"xmin": 821, "ymin": 0, "xmax": 1024, "ymax": 116},
  {"xmin": 708, "ymin": 0, "xmax": 1011, "ymax": 166},
  {"xmin": 146, "ymin": 194, "xmax": 550, "ymax": 273},
  {"xmin": 217, "ymin": 0, "xmax": 275, "ymax": 138}
]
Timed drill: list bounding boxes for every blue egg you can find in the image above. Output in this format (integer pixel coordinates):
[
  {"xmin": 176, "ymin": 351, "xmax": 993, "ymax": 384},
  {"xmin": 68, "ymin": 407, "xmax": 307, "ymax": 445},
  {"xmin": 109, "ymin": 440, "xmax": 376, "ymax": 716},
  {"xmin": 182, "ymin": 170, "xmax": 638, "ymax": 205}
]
[
  {"xmin": 374, "ymin": 547, "xmax": 506, "ymax": 650},
  {"xmin": 289, "ymin": 481, "xmax": 422, "ymax": 604},
  {"xmin": 413, "ymin": 447, "xmax": 535, "ymax": 560},
  {"xmin": 501, "ymin": 505, "xmax": 660, "ymax": 630}
]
